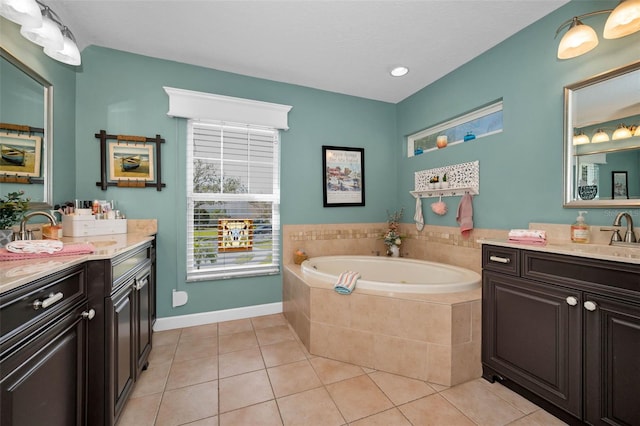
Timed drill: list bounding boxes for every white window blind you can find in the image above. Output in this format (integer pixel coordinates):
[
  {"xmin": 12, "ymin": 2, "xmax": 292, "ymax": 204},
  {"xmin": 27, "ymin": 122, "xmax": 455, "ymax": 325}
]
[{"xmin": 186, "ymin": 120, "xmax": 280, "ymax": 281}]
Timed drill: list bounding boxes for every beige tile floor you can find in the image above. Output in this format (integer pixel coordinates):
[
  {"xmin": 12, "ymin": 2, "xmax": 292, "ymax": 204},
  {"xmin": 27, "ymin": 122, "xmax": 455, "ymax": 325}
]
[{"xmin": 117, "ymin": 313, "xmax": 567, "ymax": 426}]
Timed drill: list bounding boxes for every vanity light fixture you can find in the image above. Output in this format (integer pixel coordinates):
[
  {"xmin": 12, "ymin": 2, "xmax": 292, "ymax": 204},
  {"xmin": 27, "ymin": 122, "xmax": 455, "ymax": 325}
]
[
  {"xmin": 43, "ymin": 25, "xmax": 80, "ymax": 66},
  {"xmin": 573, "ymin": 131, "xmax": 590, "ymax": 145},
  {"xmin": 1, "ymin": 0, "xmax": 81, "ymax": 66},
  {"xmin": 634, "ymin": 125, "xmax": 640, "ymax": 137},
  {"xmin": 604, "ymin": 0, "xmax": 640, "ymax": 39},
  {"xmin": 591, "ymin": 128, "xmax": 610, "ymax": 143},
  {"xmin": 612, "ymin": 124, "xmax": 633, "ymax": 140},
  {"xmin": 390, "ymin": 66, "xmax": 409, "ymax": 77},
  {"xmin": 556, "ymin": 15, "xmax": 601, "ymax": 59},
  {"xmin": 20, "ymin": 5, "xmax": 63, "ymax": 50},
  {"xmin": 556, "ymin": 1, "xmax": 640, "ymax": 59},
  {"xmin": 0, "ymin": 0, "xmax": 41, "ymax": 27}
]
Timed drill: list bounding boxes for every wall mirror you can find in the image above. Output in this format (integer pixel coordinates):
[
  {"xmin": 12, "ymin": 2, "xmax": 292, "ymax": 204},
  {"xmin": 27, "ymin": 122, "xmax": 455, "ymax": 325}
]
[
  {"xmin": 0, "ymin": 47, "xmax": 53, "ymax": 209},
  {"xmin": 563, "ymin": 60, "xmax": 640, "ymax": 208}
]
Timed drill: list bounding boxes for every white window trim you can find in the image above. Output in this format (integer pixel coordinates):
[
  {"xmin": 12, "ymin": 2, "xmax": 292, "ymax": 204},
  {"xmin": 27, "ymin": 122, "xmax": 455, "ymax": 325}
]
[
  {"xmin": 164, "ymin": 87, "xmax": 292, "ymax": 130},
  {"xmin": 164, "ymin": 88, "xmax": 291, "ymax": 282}
]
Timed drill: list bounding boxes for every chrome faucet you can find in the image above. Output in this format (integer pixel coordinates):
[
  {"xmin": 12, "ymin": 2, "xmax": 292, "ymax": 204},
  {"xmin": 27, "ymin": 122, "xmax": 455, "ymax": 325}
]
[
  {"xmin": 15, "ymin": 211, "xmax": 57, "ymax": 241},
  {"xmin": 613, "ymin": 212, "xmax": 636, "ymax": 243}
]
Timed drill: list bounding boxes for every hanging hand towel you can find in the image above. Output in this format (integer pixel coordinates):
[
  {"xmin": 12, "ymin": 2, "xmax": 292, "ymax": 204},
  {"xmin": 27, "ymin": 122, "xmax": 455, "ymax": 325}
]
[
  {"xmin": 334, "ymin": 271, "xmax": 361, "ymax": 295},
  {"xmin": 456, "ymin": 193, "xmax": 474, "ymax": 239},
  {"xmin": 414, "ymin": 197, "xmax": 424, "ymax": 231}
]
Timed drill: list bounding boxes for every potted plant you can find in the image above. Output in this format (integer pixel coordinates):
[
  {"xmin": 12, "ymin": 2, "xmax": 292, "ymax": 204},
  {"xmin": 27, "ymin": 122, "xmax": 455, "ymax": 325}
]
[
  {"xmin": 0, "ymin": 190, "xmax": 30, "ymax": 246},
  {"xmin": 441, "ymin": 173, "xmax": 449, "ymax": 188}
]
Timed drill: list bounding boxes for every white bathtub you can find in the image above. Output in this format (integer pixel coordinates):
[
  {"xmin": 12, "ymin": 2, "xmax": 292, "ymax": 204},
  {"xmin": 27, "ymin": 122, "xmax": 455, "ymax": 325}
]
[{"xmin": 300, "ymin": 255, "xmax": 480, "ymax": 293}]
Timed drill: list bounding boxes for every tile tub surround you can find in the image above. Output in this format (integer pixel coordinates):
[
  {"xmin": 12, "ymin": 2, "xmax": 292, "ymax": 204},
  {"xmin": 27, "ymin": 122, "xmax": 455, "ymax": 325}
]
[
  {"xmin": 283, "ymin": 264, "xmax": 482, "ymax": 387},
  {"xmin": 283, "ymin": 223, "xmax": 510, "ymax": 274}
]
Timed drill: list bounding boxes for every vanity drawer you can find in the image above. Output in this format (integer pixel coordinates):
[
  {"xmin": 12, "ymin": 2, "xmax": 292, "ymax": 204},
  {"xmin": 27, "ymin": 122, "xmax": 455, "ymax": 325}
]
[
  {"xmin": 482, "ymin": 245, "xmax": 520, "ymax": 276},
  {"xmin": 0, "ymin": 264, "xmax": 87, "ymax": 347},
  {"xmin": 522, "ymin": 251, "xmax": 640, "ymax": 296}
]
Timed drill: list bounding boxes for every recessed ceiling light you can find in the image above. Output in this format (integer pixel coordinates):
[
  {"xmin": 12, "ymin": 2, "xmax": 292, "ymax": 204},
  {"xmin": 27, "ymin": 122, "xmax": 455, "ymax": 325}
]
[{"xmin": 390, "ymin": 66, "xmax": 409, "ymax": 77}]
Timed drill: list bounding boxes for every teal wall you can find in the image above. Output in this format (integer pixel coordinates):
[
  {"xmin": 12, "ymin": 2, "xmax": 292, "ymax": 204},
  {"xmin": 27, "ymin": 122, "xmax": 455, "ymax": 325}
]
[
  {"xmin": 3, "ymin": 0, "xmax": 640, "ymax": 319},
  {"xmin": 73, "ymin": 46, "xmax": 396, "ymax": 318},
  {"xmin": 396, "ymin": 1, "xmax": 640, "ymax": 229}
]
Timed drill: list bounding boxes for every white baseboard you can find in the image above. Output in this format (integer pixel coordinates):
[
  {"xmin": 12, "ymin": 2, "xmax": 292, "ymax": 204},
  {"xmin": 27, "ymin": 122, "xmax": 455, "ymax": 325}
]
[{"xmin": 153, "ymin": 302, "xmax": 283, "ymax": 331}]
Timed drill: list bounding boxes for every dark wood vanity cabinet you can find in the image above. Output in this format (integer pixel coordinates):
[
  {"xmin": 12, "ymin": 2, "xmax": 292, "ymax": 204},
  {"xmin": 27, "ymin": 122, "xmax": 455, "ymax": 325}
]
[
  {"xmin": 0, "ymin": 264, "xmax": 91, "ymax": 426},
  {"xmin": 87, "ymin": 239, "xmax": 156, "ymax": 426},
  {"xmin": 482, "ymin": 245, "xmax": 640, "ymax": 425}
]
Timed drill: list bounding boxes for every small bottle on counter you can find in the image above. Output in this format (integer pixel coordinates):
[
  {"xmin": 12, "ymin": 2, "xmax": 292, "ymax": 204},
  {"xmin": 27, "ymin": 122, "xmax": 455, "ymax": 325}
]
[{"xmin": 571, "ymin": 211, "xmax": 590, "ymax": 243}]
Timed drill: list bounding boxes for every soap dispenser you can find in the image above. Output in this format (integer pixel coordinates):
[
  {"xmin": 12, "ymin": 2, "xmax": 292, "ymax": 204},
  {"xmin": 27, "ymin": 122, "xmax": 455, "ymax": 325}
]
[{"xmin": 571, "ymin": 211, "xmax": 590, "ymax": 243}]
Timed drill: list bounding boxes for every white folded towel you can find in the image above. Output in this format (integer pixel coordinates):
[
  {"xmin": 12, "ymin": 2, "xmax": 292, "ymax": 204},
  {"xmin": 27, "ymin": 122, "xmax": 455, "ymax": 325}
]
[
  {"xmin": 414, "ymin": 197, "xmax": 424, "ymax": 231},
  {"xmin": 6, "ymin": 239, "xmax": 64, "ymax": 254},
  {"xmin": 334, "ymin": 271, "xmax": 361, "ymax": 295}
]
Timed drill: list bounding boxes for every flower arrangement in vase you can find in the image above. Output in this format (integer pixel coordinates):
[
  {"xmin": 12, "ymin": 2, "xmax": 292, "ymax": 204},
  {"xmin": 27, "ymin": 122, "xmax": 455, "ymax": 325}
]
[{"xmin": 383, "ymin": 208, "xmax": 404, "ymax": 257}]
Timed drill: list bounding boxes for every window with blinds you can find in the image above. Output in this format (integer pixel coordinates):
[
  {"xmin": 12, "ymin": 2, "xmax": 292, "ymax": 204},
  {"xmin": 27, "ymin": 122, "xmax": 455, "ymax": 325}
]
[{"xmin": 186, "ymin": 120, "xmax": 280, "ymax": 281}]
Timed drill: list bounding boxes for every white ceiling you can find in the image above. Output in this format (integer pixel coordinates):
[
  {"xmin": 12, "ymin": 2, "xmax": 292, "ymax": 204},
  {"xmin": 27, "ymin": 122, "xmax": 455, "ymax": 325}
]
[{"xmin": 46, "ymin": 0, "xmax": 570, "ymax": 103}]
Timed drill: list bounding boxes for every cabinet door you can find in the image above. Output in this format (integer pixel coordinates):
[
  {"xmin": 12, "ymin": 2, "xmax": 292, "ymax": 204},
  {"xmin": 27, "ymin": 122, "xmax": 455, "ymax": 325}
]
[
  {"xmin": 0, "ymin": 304, "xmax": 88, "ymax": 426},
  {"xmin": 134, "ymin": 271, "xmax": 152, "ymax": 376},
  {"xmin": 584, "ymin": 294, "xmax": 640, "ymax": 426},
  {"xmin": 107, "ymin": 283, "xmax": 135, "ymax": 424},
  {"xmin": 482, "ymin": 272, "xmax": 582, "ymax": 417}
]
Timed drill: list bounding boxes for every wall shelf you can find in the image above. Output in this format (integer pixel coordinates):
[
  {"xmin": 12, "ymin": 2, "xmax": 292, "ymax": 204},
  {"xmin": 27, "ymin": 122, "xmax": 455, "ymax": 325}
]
[
  {"xmin": 411, "ymin": 186, "xmax": 478, "ymax": 199},
  {"xmin": 412, "ymin": 161, "xmax": 479, "ymax": 198}
]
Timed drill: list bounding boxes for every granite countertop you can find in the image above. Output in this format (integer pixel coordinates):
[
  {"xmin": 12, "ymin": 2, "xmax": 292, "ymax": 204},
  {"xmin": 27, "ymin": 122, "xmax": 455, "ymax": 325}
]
[
  {"xmin": 0, "ymin": 220, "xmax": 157, "ymax": 295},
  {"xmin": 480, "ymin": 239, "xmax": 640, "ymax": 265}
]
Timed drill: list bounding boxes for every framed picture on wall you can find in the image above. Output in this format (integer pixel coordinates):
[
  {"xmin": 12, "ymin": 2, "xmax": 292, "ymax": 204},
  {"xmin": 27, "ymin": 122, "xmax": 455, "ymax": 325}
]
[
  {"xmin": 612, "ymin": 171, "xmax": 628, "ymax": 199},
  {"xmin": 108, "ymin": 142, "xmax": 155, "ymax": 182},
  {"xmin": 0, "ymin": 133, "xmax": 42, "ymax": 177},
  {"xmin": 322, "ymin": 145, "xmax": 365, "ymax": 207}
]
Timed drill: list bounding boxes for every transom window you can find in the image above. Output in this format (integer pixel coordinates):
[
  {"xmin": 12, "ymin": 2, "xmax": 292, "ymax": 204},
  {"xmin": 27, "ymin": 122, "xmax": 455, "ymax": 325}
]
[{"xmin": 408, "ymin": 99, "xmax": 503, "ymax": 157}]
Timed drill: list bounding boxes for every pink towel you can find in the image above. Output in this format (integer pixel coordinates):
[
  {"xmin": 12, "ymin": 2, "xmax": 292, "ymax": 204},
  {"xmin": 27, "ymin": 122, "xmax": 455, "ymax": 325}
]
[
  {"xmin": 0, "ymin": 243, "xmax": 95, "ymax": 261},
  {"xmin": 456, "ymin": 193, "xmax": 473, "ymax": 239},
  {"xmin": 508, "ymin": 236, "xmax": 547, "ymax": 246}
]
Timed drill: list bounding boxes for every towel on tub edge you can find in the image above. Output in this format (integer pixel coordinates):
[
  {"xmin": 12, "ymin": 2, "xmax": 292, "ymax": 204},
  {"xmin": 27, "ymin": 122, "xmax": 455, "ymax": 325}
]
[{"xmin": 334, "ymin": 271, "xmax": 361, "ymax": 295}]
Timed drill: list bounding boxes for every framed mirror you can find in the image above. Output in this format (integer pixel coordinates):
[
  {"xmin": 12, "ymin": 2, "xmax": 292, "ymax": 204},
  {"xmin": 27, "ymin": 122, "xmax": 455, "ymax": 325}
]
[
  {"xmin": 563, "ymin": 60, "xmax": 640, "ymax": 208},
  {"xmin": 0, "ymin": 47, "xmax": 53, "ymax": 209}
]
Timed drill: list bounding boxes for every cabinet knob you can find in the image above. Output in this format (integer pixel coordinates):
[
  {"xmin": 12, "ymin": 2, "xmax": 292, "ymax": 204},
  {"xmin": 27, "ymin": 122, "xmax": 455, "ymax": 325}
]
[
  {"xmin": 566, "ymin": 296, "xmax": 578, "ymax": 306},
  {"xmin": 81, "ymin": 309, "xmax": 96, "ymax": 320},
  {"xmin": 583, "ymin": 301, "xmax": 598, "ymax": 312}
]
